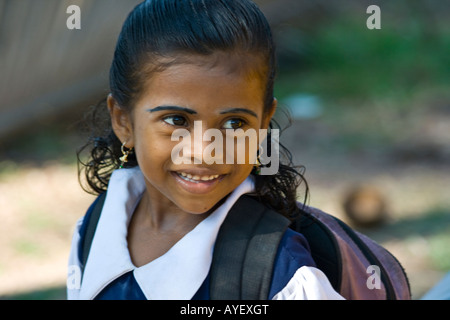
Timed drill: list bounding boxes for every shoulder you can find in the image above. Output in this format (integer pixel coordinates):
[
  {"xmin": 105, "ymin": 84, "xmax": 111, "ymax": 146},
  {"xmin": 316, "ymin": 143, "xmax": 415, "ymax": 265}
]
[
  {"xmin": 272, "ymin": 266, "xmax": 345, "ymax": 300},
  {"xmin": 78, "ymin": 194, "xmax": 105, "ymax": 239},
  {"xmin": 69, "ymin": 194, "xmax": 104, "ymax": 270},
  {"xmin": 268, "ymin": 228, "xmax": 316, "ymax": 298},
  {"xmin": 277, "ymin": 228, "xmax": 316, "ymax": 267},
  {"xmin": 269, "ymin": 228, "xmax": 344, "ymax": 300}
]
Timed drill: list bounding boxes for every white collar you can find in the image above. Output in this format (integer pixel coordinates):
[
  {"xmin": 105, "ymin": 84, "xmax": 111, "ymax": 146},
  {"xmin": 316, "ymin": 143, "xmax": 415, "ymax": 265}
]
[{"xmin": 79, "ymin": 167, "xmax": 255, "ymax": 300}]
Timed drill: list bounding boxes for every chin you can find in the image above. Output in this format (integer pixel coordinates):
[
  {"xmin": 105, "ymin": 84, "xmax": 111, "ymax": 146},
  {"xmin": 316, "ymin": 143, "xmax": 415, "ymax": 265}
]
[
  {"xmin": 182, "ymin": 203, "xmax": 216, "ymax": 215},
  {"xmin": 174, "ymin": 196, "xmax": 225, "ymax": 215}
]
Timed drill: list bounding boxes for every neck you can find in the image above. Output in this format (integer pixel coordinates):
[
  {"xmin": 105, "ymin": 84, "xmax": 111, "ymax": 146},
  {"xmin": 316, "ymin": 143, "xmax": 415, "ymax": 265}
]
[{"xmin": 137, "ymin": 184, "xmax": 208, "ymax": 234}]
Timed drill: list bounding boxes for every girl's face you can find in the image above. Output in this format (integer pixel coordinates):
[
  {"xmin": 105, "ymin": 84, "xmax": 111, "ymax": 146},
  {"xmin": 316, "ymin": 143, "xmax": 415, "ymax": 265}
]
[{"xmin": 109, "ymin": 53, "xmax": 276, "ymax": 214}]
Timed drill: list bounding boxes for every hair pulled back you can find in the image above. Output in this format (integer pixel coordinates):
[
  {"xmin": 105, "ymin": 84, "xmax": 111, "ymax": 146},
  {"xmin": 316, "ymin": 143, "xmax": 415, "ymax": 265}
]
[{"xmin": 78, "ymin": 0, "xmax": 309, "ymax": 219}]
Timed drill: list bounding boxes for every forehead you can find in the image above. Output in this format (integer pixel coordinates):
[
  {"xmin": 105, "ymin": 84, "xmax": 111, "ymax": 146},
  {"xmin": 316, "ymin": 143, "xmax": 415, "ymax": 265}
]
[
  {"xmin": 150, "ymin": 51, "xmax": 267, "ymax": 83},
  {"xmin": 136, "ymin": 52, "xmax": 267, "ymax": 110},
  {"xmin": 187, "ymin": 51, "xmax": 266, "ymax": 76}
]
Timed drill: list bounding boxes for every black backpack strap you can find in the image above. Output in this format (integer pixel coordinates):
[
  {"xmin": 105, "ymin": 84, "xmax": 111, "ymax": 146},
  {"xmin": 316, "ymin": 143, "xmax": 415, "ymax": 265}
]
[
  {"xmin": 210, "ymin": 195, "xmax": 291, "ymax": 300},
  {"xmin": 80, "ymin": 192, "xmax": 106, "ymax": 274}
]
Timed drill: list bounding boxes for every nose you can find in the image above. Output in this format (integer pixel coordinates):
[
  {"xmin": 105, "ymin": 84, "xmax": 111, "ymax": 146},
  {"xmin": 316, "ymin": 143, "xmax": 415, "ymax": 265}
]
[
  {"xmin": 170, "ymin": 121, "xmax": 224, "ymax": 165},
  {"xmin": 191, "ymin": 121, "xmax": 225, "ymax": 165}
]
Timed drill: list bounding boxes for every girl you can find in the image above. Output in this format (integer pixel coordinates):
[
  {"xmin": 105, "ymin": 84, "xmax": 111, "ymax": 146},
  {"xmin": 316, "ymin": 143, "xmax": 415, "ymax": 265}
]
[{"xmin": 68, "ymin": 0, "xmax": 344, "ymax": 300}]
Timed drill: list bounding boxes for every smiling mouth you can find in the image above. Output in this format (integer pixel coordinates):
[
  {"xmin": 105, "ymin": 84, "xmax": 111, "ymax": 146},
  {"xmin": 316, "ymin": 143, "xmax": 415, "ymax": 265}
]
[{"xmin": 176, "ymin": 172, "xmax": 221, "ymax": 183}]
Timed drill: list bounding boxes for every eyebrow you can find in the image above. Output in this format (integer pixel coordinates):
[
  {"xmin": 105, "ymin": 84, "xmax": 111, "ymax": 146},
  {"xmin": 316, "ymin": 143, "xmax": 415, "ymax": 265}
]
[
  {"xmin": 147, "ymin": 106, "xmax": 258, "ymax": 118},
  {"xmin": 147, "ymin": 106, "xmax": 197, "ymax": 114},
  {"xmin": 220, "ymin": 108, "xmax": 258, "ymax": 118}
]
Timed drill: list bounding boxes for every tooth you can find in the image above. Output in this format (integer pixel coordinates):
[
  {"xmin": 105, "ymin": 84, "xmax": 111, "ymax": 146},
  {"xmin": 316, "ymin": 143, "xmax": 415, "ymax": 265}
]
[
  {"xmin": 187, "ymin": 174, "xmax": 193, "ymax": 179},
  {"xmin": 192, "ymin": 175, "xmax": 200, "ymax": 180},
  {"xmin": 201, "ymin": 176, "xmax": 210, "ymax": 181},
  {"xmin": 181, "ymin": 172, "xmax": 187, "ymax": 177}
]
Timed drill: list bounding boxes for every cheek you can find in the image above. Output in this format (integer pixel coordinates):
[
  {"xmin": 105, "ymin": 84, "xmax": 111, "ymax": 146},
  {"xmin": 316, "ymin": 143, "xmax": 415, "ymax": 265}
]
[
  {"xmin": 133, "ymin": 129, "xmax": 174, "ymax": 173},
  {"xmin": 225, "ymin": 130, "xmax": 261, "ymax": 166}
]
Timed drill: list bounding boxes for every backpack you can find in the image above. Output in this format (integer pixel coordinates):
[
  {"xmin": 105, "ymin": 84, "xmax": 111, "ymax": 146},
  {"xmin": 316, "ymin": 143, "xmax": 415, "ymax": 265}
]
[{"xmin": 79, "ymin": 193, "xmax": 411, "ymax": 300}]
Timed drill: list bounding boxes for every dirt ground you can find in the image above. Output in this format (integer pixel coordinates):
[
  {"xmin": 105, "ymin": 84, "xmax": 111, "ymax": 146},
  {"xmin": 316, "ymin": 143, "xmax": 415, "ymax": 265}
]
[
  {"xmin": 0, "ymin": 113, "xmax": 449, "ymax": 300},
  {"xmin": 0, "ymin": 163, "xmax": 95, "ymax": 298}
]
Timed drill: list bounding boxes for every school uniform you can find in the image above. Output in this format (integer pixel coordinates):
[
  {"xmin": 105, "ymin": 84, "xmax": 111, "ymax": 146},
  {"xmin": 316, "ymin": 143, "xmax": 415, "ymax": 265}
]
[{"xmin": 67, "ymin": 167, "xmax": 344, "ymax": 300}]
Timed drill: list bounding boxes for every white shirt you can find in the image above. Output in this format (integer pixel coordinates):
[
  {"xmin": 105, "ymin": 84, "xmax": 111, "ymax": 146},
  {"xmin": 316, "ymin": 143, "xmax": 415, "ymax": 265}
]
[{"xmin": 67, "ymin": 167, "xmax": 344, "ymax": 300}]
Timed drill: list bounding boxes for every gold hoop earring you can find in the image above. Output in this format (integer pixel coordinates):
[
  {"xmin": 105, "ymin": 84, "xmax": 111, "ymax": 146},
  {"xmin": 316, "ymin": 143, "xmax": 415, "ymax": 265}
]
[{"xmin": 119, "ymin": 142, "xmax": 132, "ymax": 169}]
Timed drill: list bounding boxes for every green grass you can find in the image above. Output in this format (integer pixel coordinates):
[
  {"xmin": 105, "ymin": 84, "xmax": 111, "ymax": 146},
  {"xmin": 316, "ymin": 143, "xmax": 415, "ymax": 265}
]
[
  {"xmin": 274, "ymin": 16, "xmax": 450, "ymax": 154},
  {"xmin": 276, "ymin": 18, "xmax": 450, "ymax": 104},
  {"xmin": 1, "ymin": 286, "xmax": 66, "ymax": 300}
]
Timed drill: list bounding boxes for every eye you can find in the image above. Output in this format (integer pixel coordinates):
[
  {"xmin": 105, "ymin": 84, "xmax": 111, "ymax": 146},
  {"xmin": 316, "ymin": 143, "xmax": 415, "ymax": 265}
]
[
  {"xmin": 163, "ymin": 115, "xmax": 188, "ymax": 127},
  {"xmin": 223, "ymin": 118, "xmax": 246, "ymax": 130}
]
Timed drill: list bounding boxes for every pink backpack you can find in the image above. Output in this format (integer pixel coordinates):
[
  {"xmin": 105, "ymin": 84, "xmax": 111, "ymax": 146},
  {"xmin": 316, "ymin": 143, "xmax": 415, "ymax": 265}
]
[{"xmin": 294, "ymin": 205, "xmax": 411, "ymax": 299}]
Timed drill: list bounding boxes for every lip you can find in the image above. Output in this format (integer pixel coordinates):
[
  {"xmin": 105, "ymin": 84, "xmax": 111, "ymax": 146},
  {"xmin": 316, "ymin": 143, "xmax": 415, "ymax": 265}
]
[{"xmin": 171, "ymin": 170, "xmax": 226, "ymax": 195}]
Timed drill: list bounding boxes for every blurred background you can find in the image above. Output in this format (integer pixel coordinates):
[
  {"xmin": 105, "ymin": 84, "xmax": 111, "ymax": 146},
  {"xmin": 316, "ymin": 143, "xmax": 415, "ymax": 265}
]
[{"xmin": 0, "ymin": 0, "xmax": 449, "ymax": 300}]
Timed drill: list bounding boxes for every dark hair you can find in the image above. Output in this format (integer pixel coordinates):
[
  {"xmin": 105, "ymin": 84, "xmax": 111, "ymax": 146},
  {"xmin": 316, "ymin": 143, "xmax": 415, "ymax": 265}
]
[{"xmin": 78, "ymin": 0, "xmax": 309, "ymax": 219}]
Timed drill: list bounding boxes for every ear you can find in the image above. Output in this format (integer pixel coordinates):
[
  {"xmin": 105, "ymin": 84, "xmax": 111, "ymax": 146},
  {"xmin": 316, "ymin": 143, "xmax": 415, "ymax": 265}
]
[
  {"xmin": 261, "ymin": 98, "xmax": 278, "ymax": 130},
  {"xmin": 107, "ymin": 94, "xmax": 134, "ymax": 148}
]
